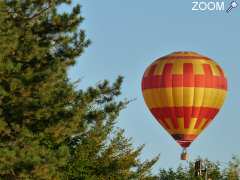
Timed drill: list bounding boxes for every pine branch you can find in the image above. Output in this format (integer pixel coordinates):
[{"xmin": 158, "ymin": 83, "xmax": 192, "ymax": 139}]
[
  {"xmin": 0, "ymin": 1, "xmax": 54, "ymax": 21},
  {"xmin": 27, "ymin": 1, "xmax": 54, "ymax": 20}
]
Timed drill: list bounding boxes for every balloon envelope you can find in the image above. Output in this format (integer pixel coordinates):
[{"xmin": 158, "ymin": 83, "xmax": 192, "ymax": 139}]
[{"xmin": 141, "ymin": 52, "xmax": 227, "ymax": 148}]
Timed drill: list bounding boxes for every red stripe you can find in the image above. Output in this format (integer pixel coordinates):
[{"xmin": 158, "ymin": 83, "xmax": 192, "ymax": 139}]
[
  {"xmin": 184, "ymin": 107, "xmax": 191, "ymax": 128},
  {"xmin": 151, "ymin": 108, "xmax": 179, "ymax": 129},
  {"xmin": 172, "ymin": 75, "xmax": 183, "ymax": 86},
  {"xmin": 194, "ymin": 108, "xmax": 219, "ymax": 128},
  {"xmin": 204, "ymin": 64, "xmax": 214, "ymax": 90},
  {"xmin": 172, "ymin": 134, "xmax": 198, "ymax": 148},
  {"xmin": 183, "ymin": 64, "xmax": 194, "ymax": 127},
  {"xmin": 149, "ymin": 108, "xmax": 170, "ymax": 129},
  {"xmin": 183, "ymin": 63, "xmax": 194, "ymax": 87},
  {"xmin": 148, "ymin": 64, "xmax": 157, "ymax": 76},
  {"xmin": 142, "ymin": 63, "xmax": 227, "ymax": 90},
  {"xmin": 151, "ymin": 107, "xmax": 219, "ymax": 119},
  {"xmin": 203, "ymin": 64, "xmax": 213, "ymax": 75},
  {"xmin": 142, "ymin": 75, "xmax": 227, "ymax": 90},
  {"xmin": 162, "ymin": 63, "xmax": 173, "ymax": 87},
  {"xmin": 150, "ymin": 107, "xmax": 219, "ymax": 129},
  {"xmin": 177, "ymin": 141, "xmax": 192, "ymax": 148}
]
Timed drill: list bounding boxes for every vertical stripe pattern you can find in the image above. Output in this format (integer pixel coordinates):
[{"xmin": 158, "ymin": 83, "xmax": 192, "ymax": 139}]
[{"xmin": 142, "ymin": 52, "xmax": 227, "ymax": 148}]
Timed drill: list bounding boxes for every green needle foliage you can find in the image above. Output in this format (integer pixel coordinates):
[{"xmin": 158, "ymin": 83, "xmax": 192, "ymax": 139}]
[
  {"xmin": 157, "ymin": 157, "xmax": 240, "ymax": 180},
  {"xmin": 0, "ymin": 0, "xmax": 158, "ymax": 179}
]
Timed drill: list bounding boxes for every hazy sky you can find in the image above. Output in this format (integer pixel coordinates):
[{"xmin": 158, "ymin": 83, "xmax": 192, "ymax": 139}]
[{"xmin": 64, "ymin": 0, "xmax": 240, "ymax": 172}]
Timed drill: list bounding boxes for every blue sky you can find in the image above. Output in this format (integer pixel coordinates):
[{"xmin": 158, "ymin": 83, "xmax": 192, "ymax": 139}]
[{"xmin": 64, "ymin": 0, "xmax": 240, "ymax": 172}]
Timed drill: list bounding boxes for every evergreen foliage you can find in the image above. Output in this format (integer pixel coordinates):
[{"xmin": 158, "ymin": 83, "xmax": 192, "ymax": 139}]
[
  {"xmin": 0, "ymin": 0, "xmax": 158, "ymax": 179},
  {"xmin": 158, "ymin": 157, "xmax": 240, "ymax": 180}
]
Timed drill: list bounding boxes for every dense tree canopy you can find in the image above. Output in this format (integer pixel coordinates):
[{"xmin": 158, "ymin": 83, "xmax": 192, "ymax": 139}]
[
  {"xmin": 158, "ymin": 156, "xmax": 240, "ymax": 180},
  {"xmin": 0, "ymin": 0, "xmax": 158, "ymax": 179}
]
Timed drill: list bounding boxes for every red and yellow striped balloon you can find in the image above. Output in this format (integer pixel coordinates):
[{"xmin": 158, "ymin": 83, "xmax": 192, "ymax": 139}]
[{"xmin": 141, "ymin": 52, "xmax": 227, "ymax": 149}]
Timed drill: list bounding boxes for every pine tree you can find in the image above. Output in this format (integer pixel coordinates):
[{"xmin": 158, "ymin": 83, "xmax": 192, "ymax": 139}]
[
  {"xmin": 0, "ymin": 1, "xmax": 158, "ymax": 179},
  {"xmin": 223, "ymin": 156, "xmax": 240, "ymax": 180},
  {"xmin": 158, "ymin": 158, "xmax": 240, "ymax": 180}
]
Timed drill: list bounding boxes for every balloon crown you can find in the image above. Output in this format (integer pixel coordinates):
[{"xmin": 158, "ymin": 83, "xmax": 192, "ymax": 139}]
[{"xmin": 158, "ymin": 51, "xmax": 213, "ymax": 61}]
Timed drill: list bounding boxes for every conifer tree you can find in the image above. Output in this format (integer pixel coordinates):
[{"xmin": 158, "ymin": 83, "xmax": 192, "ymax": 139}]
[
  {"xmin": 158, "ymin": 157, "xmax": 240, "ymax": 180},
  {"xmin": 0, "ymin": 1, "xmax": 158, "ymax": 179}
]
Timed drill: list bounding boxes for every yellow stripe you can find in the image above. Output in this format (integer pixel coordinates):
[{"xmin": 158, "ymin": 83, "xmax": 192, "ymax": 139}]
[
  {"xmin": 210, "ymin": 64, "xmax": 221, "ymax": 76},
  {"xmin": 167, "ymin": 128, "xmax": 202, "ymax": 135},
  {"xmin": 154, "ymin": 62, "xmax": 165, "ymax": 75},
  {"xmin": 183, "ymin": 86, "xmax": 194, "ymax": 107},
  {"xmin": 178, "ymin": 118, "xmax": 184, "ymax": 130},
  {"xmin": 172, "ymin": 61, "xmax": 183, "ymax": 74},
  {"xmin": 198, "ymin": 118, "xmax": 208, "ymax": 129},
  {"xmin": 215, "ymin": 89, "xmax": 227, "ymax": 108},
  {"xmin": 173, "ymin": 87, "xmax": 183, "ymax": 106},
  {"xmin": 152, "ymin": 59, "xmax": 221, "ymax": 76},
  {"xmin": 143, "ymin": 88, "xmax": 175, "ymax": 107},
  {"xmin": 143, "ymin": 87, "xmax": 226, "ymax": 108},
  {"xmin": 193, "ymin": 88, "xmax": 204, "ymax": 107},
  {"xmin": 202, "ymin": 89, "xmax": 226, "ymax": 108},
  {"xmin": 194, "ymin": 63, "xmax": 204, "ymax": 74},
  {"xmin": 189, "ymin": 118, "xmax": 198, "ymax": 130},
  {"xmin": 165, "ymin": 118, "xmax": 206, "ymax": 135}
]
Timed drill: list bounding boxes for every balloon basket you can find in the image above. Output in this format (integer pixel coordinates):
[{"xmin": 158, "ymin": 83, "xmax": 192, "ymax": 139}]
[{"xmin": 181, "ymin": 148, "xmax": 189, "ymax": 160}]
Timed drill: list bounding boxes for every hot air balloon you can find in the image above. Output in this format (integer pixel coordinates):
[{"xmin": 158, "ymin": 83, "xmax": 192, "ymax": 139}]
[{"xmin": 141, "ymin": 52, "xmax": 227, "ymax": 160}]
